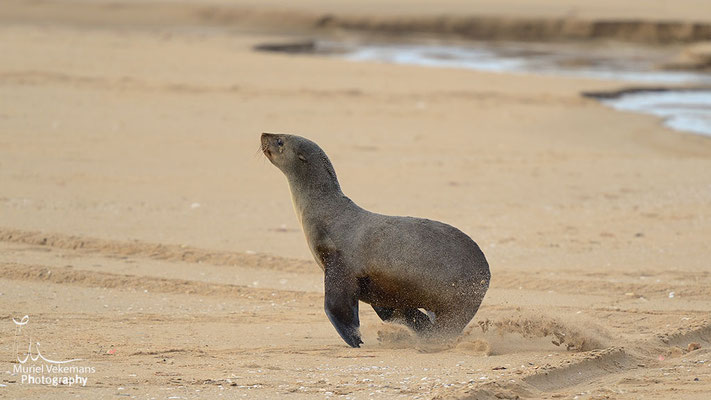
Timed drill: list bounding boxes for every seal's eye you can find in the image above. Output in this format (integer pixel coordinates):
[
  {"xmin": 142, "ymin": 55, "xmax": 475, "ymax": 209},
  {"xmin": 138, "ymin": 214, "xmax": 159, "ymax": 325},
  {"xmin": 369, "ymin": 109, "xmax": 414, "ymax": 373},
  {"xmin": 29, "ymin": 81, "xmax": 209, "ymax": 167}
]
[
  {"xmin": 298, "ymin": 154, "xmax": 307, "ymax": 163},
  {"xmin": 276, "ymin": 138, "xmax": 284, "ymax": 147}
]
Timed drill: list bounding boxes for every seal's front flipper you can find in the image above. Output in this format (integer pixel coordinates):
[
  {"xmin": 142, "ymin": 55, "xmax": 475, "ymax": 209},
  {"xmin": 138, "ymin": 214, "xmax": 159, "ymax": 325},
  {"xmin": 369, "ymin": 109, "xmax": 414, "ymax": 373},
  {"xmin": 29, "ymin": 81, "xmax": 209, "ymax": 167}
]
[{"xmin": 323, "ymin": 252, "xmax": 362, "ymax": 348}]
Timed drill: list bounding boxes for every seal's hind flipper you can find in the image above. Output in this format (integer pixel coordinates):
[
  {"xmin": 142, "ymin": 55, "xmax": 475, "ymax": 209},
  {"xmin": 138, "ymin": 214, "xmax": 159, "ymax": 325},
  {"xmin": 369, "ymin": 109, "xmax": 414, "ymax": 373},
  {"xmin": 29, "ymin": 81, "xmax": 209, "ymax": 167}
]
[
  {"xmin": 401, "ymin": 308, "xmax": 434, "ymax": 333},
  {"xmin": 372, "ymin": 306, "xmax": 434, "ymax": 335},
  {"xmin": 372, "ymin": 306, "xmax": 395, "ymax": 321},
  {"xmin": 322, "ymin": 250, "xmax": 362, "ymax": 348}
]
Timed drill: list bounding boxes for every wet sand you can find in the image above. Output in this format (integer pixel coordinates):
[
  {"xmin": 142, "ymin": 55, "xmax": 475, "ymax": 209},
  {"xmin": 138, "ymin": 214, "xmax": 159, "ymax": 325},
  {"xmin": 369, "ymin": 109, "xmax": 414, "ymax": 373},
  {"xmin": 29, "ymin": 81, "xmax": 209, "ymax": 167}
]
[{"xmin": 1, "ymin": 1, "xmax": 711, "ymax": 399}]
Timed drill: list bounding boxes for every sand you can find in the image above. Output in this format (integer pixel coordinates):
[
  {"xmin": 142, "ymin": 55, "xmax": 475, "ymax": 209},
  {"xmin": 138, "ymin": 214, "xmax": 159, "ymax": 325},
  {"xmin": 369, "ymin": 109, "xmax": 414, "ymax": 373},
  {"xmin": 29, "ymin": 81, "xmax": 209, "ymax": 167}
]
[{"xmin": 1, "ymin": 1, "xmax": 710, "ymax": 399}]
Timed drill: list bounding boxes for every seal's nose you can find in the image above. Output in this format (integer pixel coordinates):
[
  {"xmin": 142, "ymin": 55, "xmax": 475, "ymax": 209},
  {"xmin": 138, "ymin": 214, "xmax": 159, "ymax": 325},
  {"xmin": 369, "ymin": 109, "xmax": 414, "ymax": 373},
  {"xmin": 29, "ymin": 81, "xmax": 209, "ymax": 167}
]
[
  {"xmin": 260, "ymin": 132, "xmax": 272, "ymax": 148},
  {"xmin": 260, "ymin": 133, "xmax": 272, "ymax": 157}
]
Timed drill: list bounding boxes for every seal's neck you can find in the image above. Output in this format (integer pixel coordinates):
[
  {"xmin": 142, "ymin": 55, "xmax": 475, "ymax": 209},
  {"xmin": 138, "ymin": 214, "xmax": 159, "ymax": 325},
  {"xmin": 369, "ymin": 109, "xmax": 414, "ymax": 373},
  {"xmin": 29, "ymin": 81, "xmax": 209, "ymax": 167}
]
[
  {"xmin": 283, "ymin": 152, "xmax": 361, "ymax": 225},
  {"xmin": 287, "ymin": 176, "xmax": 345, "ymax": 221},
  {"xmin": 287, "ymin": 171, "xmax": 341, "ymax": 196}
]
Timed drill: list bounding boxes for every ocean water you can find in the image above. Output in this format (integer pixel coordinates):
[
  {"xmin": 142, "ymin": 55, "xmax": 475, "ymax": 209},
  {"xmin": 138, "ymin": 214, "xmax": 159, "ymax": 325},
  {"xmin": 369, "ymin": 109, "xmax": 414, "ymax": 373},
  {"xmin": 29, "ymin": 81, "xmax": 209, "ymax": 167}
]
[
  {"xmin": 339, "ymin": 42, "xmax": 711, "ymax": 85},
  {"xmin": 600, "ymin": 90, "xmax": 711, "ymax": 136}
]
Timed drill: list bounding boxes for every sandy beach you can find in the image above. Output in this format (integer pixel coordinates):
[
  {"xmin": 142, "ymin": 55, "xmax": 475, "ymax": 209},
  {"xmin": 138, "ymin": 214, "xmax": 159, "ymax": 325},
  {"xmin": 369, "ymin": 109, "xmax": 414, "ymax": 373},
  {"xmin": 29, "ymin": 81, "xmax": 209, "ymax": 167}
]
[{"xmin": 1, "ymin": 1, "xmax": 710, "ymax": 399}]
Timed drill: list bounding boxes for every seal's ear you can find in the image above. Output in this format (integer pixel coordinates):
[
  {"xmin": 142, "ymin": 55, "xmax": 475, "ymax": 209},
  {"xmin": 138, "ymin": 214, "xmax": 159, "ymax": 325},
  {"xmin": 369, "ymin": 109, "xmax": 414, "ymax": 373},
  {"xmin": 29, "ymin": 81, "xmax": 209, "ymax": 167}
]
[{"xmin": 298, "ymin": 154, "xmax": 308, "ymax": 163}]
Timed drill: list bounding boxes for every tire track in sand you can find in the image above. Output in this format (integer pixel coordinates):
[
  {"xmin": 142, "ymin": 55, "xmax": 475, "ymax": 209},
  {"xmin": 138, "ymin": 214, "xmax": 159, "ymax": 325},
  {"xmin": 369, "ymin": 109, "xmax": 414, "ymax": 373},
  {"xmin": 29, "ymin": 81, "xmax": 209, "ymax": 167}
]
[
  {"xmin": 3, "ymin": 228, "xmax": 709, "ymax": 300},
  {"xmin": 0, "ymin": 261, "xmax": 321, "ymax": 303},
  {"xmin": 451, "ymin": 319, "xmax": 711, "ymax": 399},
  {"xmin": 0, "ymin": 227, "xmax": 313, "ymax": 273}
]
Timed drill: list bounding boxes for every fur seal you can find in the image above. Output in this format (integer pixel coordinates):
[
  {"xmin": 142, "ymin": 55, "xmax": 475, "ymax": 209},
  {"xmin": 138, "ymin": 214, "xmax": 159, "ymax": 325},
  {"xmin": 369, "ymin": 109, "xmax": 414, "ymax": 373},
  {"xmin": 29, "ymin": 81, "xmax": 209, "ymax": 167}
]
[{"xmin": 261, "ymin": 133, "xmax": 490, "ymax": 348}]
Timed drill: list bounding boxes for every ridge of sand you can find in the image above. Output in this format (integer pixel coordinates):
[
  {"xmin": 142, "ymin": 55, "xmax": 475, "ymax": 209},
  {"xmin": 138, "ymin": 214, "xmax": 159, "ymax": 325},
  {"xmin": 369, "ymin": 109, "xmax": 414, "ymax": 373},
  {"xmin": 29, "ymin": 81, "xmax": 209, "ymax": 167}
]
[{"xmin": 3, "ymin": 0, "xmax": 711, "ymax": 44}]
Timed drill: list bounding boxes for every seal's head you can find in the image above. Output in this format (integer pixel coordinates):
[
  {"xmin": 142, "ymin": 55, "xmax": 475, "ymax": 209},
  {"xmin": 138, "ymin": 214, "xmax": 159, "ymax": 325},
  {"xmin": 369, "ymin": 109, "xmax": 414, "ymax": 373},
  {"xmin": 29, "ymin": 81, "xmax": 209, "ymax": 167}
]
[{"xmin": 261, "ymin": 132, "xmax": 341, "ymax": 192}]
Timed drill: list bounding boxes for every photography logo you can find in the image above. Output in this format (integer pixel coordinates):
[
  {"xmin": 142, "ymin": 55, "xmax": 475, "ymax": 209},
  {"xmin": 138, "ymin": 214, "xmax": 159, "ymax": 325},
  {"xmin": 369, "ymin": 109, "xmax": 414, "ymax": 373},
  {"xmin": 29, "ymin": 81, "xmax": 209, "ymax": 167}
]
[{"xmin": 11, "ymin": 315, "xmax": 95, "ymax": 387}]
